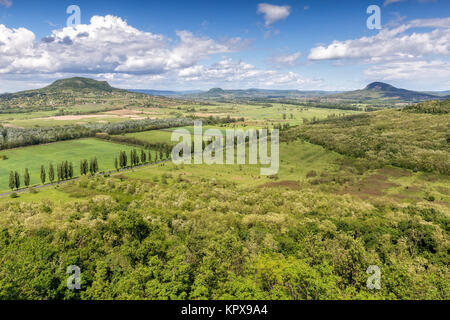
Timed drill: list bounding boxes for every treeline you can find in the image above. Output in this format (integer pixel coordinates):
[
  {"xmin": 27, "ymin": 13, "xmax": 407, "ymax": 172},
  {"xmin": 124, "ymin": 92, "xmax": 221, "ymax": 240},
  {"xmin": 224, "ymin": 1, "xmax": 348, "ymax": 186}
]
[
  {"xmin": 283, "ymin": 101, "xmax": 362, "ymax": 111},
  {"xmin": 0, "ymin": 118, "xmax": 193, "ymax": 150},
  {"xmin": 244, "ymin": 98, "xmax": 362, "ymax": 111},
  {"xmin": 0, "ymin": 106, "xmax": 57, "ymax": 114},
  {"xmin": 0, "ymin": 116, "xmax": 239, "ymax": 151},
  {"xmin": 97, "ymin": 133, "xmax": 173, "ymax": 153}
]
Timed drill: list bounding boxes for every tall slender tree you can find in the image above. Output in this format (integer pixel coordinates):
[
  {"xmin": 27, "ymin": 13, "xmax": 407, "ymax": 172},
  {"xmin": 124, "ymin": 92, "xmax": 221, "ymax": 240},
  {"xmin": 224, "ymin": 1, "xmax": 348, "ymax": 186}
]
[
  {"xmin": 49, "ymin": 164, "xmax": 55, "ymax": 183},
  {"xmin": 114, "ymin": 157, "xmax": 119, "ymax": 171},
  {"xmin": 166, "ymin": 147, "xmax": 170, "ymax": 160},
  {"xmin": 83, "ymin": 159, "xmax": 88, "ymax": 175},
  {"xmin": 14, "ymin": 171, "xmax": 20, "ymax": 190},
  {"xmin": 57, "ymin": 164, "xmax": 62, "ymax": 182},
  {"xmin": 9, "ymin": 171, "xmax": 15, "ymax": 190},
  {"xmin": 69, "ymin": 162, "xmax": 74, "ymax": 179},
  {"xmin": 119, "ymin": 152, "xmax": 124, "ymax": 168},
  {"xmin": 141, "ymin": 149, "xmax": 146, "ymax": 163},
  {"xmin": 24, "ymin": 168, "xmax": 30, "ymax": 187},
  {"xmin": 93, "ymin": 157, "xmax": 99, "ymax": 173},
  {"xmin": 40, "ymin": 165, "xmax": 46, "ymax": 184},
  {"xmin": 135, "ymin": 149, "xmax": 139, "ymax": 165},
  {"xmin": 63, "ymin": 161, "xmax": 69, "ymax": 180}
]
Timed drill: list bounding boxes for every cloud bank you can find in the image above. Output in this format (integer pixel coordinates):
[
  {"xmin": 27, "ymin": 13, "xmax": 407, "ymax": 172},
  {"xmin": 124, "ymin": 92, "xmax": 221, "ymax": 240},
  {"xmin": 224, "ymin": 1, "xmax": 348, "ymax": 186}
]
[{"xmin": 0, "ymin": 15, "xmax": 319, "ymax": 91}]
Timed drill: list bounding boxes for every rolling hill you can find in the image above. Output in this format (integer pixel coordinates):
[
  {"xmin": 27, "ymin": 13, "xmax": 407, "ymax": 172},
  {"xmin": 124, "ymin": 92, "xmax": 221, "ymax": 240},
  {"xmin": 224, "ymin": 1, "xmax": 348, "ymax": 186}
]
[
  {"xmin": 0, "ymin": 77, "xmax": 188, "ymax": 112},
  {"xmin": 329, "ymin": 82, "xmax": 449, "ymax": 103},
  {"xmin": 171, "ymin": 82, "xmax": 448, "ymax": 104},
  {"xmin": 0, "ymin": 77, "xmax": 127, "ymax": 99}
]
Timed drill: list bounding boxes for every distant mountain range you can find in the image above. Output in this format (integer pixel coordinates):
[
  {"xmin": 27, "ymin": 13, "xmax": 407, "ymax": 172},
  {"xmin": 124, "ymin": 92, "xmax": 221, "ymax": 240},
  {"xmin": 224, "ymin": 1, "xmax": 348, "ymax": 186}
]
[
  {"xmin": 175, "ymin": 82, "xmax": 449, "ymax": 103},
  {"xmin": 129, "ymin": 89, "xmax": 202, "ymax": 96},
  {"xmin": 328, "ymin": 82, "xmax": 449, "ymax": 102},
  {"xmin": 1, "ymin": 78, "xmax": 448, "ymax": 105},
  {"xmin": 183, "ymin": 88, "xmax": 341, "ymax": 100}
]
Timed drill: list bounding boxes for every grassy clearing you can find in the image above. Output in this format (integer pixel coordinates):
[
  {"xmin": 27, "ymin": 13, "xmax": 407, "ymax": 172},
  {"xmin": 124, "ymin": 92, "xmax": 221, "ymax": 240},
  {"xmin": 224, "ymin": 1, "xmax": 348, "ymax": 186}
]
[
  {"xmin": 122, "ymin": 140, "xmax": 344, "ymax": 187},
  {"xmin": 0, "ymin": 138, "xmax": 157, "ymax": 192}
]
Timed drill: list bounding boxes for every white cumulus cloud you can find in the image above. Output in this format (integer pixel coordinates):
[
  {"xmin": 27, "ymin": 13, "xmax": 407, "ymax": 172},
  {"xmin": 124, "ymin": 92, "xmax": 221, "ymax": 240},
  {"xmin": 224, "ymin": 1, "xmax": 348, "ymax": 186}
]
[
  {"xmin": 257, "ymin": 3, "xmax": 291, "ymax": 26},
  {"xmin": 0, "ymin": 15, "xmax": 244, "ymax": 75}
]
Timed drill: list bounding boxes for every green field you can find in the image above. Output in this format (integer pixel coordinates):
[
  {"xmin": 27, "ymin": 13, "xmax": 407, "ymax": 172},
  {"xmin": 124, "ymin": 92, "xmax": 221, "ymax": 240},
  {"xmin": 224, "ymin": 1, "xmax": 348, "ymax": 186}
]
[{"xmin": 0, "ymin": 138, "xmax": 151, "ymax": 192}]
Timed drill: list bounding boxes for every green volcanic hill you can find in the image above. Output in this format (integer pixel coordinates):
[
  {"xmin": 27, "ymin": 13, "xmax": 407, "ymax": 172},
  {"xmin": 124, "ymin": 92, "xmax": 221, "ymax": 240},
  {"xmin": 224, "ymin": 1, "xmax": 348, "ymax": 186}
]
[
  {"xmin": 330, "ymin": 82, "xmax": 448, "ymax": 103},
  {"xmin": 41, "ymin": 77, "xmax": 123, "ymax": 94},
  {"xmin": 0, "ymin": 77, "xmax": 189, "ymax": 112},
  {"xmin": 1, "ymin": 77, "xmax": 126, "ymax": 99}
]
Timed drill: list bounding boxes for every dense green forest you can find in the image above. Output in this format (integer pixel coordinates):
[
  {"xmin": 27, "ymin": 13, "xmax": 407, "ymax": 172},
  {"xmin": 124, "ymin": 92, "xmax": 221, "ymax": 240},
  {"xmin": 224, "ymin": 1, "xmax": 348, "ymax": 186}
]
[
  {"xmin": 403, "ymin": 99, "xmax": 450, "ymax": 114},
  {"xmin": 0, "ymin": 174, "xmax": 448, "ymax": 300}
]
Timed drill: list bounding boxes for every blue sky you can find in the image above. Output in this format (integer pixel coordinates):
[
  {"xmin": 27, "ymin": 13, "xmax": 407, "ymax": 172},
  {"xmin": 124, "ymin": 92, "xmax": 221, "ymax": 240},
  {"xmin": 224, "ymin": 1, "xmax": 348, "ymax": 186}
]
[{"xmin": 0, "ymin": 0, "xmax": 449, "ymax": 92}]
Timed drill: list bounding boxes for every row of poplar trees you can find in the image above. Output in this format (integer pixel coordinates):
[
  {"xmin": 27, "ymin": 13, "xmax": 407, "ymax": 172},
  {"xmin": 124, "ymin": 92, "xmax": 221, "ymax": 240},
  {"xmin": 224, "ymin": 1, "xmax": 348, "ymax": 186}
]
[
  {"xmin": 115, "ymin": 148, "xmax": 171, "ymax": 171},
  {"xmin": 8, "ymin": 160, "xmax": 81, "ymax": 191},
  {"xmin": 80, "ymin": 157, "xmax": 99, "ymax": 175}
]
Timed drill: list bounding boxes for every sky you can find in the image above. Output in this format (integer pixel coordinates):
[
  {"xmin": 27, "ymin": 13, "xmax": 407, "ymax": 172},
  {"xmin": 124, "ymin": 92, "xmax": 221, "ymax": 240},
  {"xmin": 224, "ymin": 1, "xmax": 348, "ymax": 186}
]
[{"xmin": 0, "ymin": 0, "xmax": 449, "ymax": 92}]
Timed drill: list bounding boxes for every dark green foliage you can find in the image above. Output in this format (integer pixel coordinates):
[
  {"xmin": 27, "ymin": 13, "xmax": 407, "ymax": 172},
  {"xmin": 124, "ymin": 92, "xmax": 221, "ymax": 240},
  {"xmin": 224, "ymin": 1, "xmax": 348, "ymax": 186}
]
[
  {"xmin": 69, "ymin": 162, "xmax": 74, "ymax": 179},
  {"xmin": 49, "ymin": 164, "xmax": 55, "ymax": 183},
  {"xmin": 40, "ymin": 165, "xmax": 46, "ymax": 184},
  {"xmin": 14, "ymin": 171, "xmax": 20, "ymax": 189},
  {"xmin": 56, "ymin": 164, "xmax": 62, "ymax": 182},
  {"xmin": 119, "ymin": 151, "xmax": 127, "ymax": 168},
  {"xmin": 80, "ymin": 159, "xmax": 89, "ymax": 175},
  {"xmin": 24, "ymin": 168, "xmax": 30, "ymax": 187},
  {"xmin": 0, "ymin": 176, "xmax": 447, "ymax": 300},
  {"xmin": 8, "ymin": 171, "xmax": 15, "ymax": 190}
]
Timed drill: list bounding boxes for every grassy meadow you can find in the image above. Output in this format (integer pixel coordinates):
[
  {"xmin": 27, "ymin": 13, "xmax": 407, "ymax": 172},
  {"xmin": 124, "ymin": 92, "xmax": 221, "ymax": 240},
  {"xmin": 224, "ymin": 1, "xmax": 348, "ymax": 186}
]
[{"xmin": 0, "ymin": 138, "xmax": 156, "ymax": 192}]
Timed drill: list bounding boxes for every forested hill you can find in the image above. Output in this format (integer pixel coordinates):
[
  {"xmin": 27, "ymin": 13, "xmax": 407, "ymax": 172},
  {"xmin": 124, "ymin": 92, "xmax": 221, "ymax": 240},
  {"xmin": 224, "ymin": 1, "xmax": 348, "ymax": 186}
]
[
  {"xmin": 287, "ymin": 103, "xmax": 450, "ymax": 175},
  {"xmin": 0, "ymin": 77, "xmax": 127, "ymax": 99},
  {"xmin": 40, "ymin": 77, "xmax": 125, "ymax": 94},
  {"xmin": 403, "ymin": 98, "xmax": 450, "ymax": 114}
]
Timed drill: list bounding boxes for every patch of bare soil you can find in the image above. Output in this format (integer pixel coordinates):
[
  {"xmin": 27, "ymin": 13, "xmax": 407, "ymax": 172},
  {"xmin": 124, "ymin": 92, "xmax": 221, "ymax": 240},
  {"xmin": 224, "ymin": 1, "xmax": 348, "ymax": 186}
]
[
  {"xmin": 378, "ymin": 167, "xmax": 412, "ymax": 178},
  {"xmin": 2, "ymin": 123, "xmax": 24, "ymax": 129},
  {"xmin": 193, "ymin": 113, "xmax": 227, "ymax": 117},
  {"xmin": 338, "ymin": 174, "xmax": 399, "ymax": 199},
  {"xmin": 436, "ymin": 186, "xmax": 449, "ymax": 195},
  {"xmin": 37, "ymin": 115, "xmax": 116, "ymax": 121},
  {"xmin": 403, "ymin": 185, "xmax": 421, "ymax": 193},
  {"xmin": 105, "ymin": 109, "xmax": 148, "ymax": 119}
]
